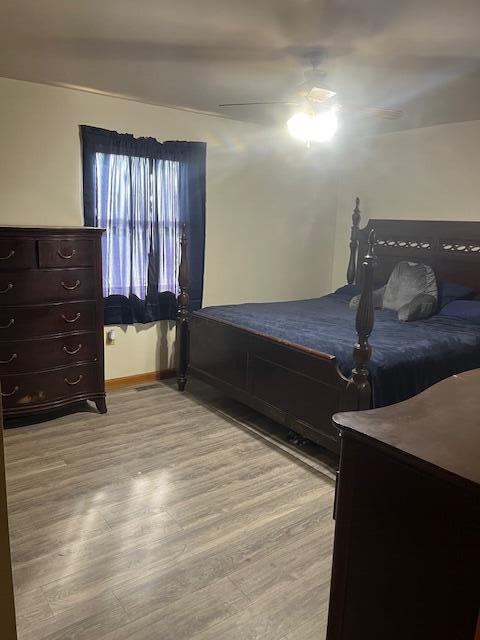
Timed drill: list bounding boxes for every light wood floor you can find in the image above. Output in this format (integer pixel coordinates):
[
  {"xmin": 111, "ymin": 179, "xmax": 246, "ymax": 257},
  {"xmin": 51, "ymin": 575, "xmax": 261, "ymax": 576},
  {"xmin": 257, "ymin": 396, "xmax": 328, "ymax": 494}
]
[{"xmin": 4, "ymin": 379, "xmax": 336, "ymax": 640}]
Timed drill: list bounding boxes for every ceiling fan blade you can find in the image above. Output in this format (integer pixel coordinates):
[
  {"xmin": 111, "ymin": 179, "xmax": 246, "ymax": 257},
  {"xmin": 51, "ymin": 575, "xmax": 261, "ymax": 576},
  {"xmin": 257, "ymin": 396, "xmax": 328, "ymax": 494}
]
[
  {"xmin": 219, "ymin": 101, "xmax": 297, "ymax": 107},
  {"xmin": 365, "ymin": 107, "xmax": 403, "ymax": 119},
  {"xmin": 338, "ymin": 103, "xmax": 403, "ymax": 119}
]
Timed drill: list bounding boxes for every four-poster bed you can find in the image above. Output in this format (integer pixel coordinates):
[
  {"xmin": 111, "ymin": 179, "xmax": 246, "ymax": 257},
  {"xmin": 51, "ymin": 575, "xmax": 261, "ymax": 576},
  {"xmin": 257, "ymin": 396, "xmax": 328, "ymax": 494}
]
[{"xmin": 175, "ymin": 200, "xmax": 480, "ymax": 453}]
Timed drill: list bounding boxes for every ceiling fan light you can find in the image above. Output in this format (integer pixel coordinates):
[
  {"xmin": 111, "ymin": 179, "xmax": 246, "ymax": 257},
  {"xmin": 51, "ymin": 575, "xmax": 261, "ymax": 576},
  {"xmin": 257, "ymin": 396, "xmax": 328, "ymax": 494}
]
[
  {"xmin": 287, "ymin": 109, "xmax": 338, "ymax": 143},
  {"xmin": 311, "ymin": 109, "xmax": 338, "ymax": 142},
  {"xmin": 287, "ymin": 112, "xmax": 313, "ymax": 142}
]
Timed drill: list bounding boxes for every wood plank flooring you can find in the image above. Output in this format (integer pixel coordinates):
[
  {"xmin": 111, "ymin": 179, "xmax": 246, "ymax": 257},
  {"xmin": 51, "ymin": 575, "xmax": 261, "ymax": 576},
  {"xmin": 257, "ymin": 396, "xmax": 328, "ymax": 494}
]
[{"xmin": 4, "ymin": 379, "xmax": 336, "ymax": 640}]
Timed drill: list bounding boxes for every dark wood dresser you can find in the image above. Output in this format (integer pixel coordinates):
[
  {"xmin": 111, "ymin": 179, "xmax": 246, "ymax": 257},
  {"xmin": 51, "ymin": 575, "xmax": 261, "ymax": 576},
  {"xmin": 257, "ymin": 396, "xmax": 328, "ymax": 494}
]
[
  {"xmin": 0, "ymin": 389, "xmax": 17, "ymax": 638},
  {"xmin": 0, "ymin": 227, "xmax": 106, "ymax": 418},
  {"xmin": 327, "ymin": 369, "xmax": 480, "ymax": 640}
]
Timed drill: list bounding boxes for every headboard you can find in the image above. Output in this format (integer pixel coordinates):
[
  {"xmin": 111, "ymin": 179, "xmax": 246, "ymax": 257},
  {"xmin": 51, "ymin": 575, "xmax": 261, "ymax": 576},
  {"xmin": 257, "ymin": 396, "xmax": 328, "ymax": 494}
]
[{"xmin": 350, "ymin": 210, "xmax": 480, "ymax": 296}]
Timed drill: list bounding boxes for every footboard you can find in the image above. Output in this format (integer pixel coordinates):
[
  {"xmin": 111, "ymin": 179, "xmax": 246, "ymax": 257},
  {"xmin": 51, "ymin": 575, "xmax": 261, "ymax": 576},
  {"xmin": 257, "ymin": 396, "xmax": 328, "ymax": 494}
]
[{"xmin": 189, "ymin": 316, "xmax": 356, "ymax": 452}]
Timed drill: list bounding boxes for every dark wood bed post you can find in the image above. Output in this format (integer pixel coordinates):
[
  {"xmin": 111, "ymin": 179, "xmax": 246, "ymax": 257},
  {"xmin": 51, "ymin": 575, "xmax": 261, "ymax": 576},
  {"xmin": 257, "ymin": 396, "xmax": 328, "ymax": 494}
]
[
  {"xmin": 176, "ymin": 224, "xmax": 189, "ymax": 391},
  {"xmin": 351, "ymin": 229, "xmax": 376, "ymax": 410},
  {"xmin": 347, "ymin": 197, "xmax": 361, "ymax": 284}
]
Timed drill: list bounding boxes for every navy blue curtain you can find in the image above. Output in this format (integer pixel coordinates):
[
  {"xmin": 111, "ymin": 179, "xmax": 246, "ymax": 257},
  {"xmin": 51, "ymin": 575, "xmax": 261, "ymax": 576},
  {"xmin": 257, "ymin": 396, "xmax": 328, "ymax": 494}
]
[{"xmin": 81, "ymin": 126, "xmax": 206, "ymax": 325}]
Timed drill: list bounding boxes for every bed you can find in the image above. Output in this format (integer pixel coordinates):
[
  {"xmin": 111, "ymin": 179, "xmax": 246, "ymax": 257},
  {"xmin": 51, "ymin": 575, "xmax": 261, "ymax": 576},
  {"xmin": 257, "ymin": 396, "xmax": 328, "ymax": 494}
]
[{"xmin": 175, "ymin": 202, "xmax": 480, "ymax": 453}]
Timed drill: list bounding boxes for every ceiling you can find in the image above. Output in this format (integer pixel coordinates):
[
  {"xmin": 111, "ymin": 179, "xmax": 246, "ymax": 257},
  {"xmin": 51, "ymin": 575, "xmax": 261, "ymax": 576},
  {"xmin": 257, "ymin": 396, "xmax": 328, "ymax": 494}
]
[{"xmin": 1, "ymin": 0, "xmax": 480, "ymax": 133}]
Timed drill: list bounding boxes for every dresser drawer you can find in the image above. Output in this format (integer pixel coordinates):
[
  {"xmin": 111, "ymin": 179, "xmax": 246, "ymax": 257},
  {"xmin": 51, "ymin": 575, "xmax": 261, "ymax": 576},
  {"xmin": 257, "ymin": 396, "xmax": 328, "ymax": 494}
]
[
  {"xmin": 0, "ymin": 268, "xmax": 96, "ymax": 304},
  {"xmin": 0, "ymin": 301, "xmax": 97, "ymax": 340},
  {"xmin": 1, "ymin": 363, "xmax": 99, "ymax": 412},
  {"xmin": 0, "ymin": 238, "xmax": 36, "ymax": 270},
  {"xmin": 0, "ymin": 333, "xmax": 97, "ymax": 375},
  {"xmin": 38, "ymin": 238, "xmax": 96, "ymax": 268}
]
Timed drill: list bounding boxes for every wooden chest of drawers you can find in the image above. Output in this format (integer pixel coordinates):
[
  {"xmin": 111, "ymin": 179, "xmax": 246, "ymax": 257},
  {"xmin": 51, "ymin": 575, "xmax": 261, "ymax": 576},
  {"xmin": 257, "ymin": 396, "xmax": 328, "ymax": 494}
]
[
  {"xmin": 0, "ymin": 227, "xmax": 106, "ymax": 418},
  {"xmin": 327, "ymin": 371, "xmax": 480, "ymax": 640}
]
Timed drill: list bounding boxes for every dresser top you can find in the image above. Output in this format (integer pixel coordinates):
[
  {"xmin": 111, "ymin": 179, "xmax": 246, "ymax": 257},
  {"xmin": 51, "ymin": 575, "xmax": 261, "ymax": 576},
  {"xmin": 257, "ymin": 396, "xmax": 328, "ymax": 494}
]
[
  {"xmin": 0, "ymin": 226, "xmax": 103, "ymax": 234},
  {"xmin": 333, "ymin": 369, "xmax": 480, "ymax": 489}
]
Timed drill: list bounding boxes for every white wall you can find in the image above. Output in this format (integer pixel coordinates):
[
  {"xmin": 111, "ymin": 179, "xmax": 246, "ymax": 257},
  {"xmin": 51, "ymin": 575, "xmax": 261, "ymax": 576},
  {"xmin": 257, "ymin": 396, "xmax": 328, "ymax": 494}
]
[
  {"xmin": 2, "ymin": 78, "xmax": 478, "ymax": 379},
  {"xmin": 0, "ymin": 78, "xmax": 337, "ymax": 378},
  {"xmin": 332, "ymin": 119, "xmax": 480, "ymax": 288}
]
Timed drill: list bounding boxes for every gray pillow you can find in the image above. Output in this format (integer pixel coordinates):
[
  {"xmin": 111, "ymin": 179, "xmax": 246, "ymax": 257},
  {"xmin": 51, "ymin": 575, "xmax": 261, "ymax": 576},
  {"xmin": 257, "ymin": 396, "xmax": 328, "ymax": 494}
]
[
  {"xmin": 398, "ymin": 293, "xmax": 437, "ymax": 322},
  {"xmin": 383, "ymin": 261, "xmax": 438, "ymax": 312}
]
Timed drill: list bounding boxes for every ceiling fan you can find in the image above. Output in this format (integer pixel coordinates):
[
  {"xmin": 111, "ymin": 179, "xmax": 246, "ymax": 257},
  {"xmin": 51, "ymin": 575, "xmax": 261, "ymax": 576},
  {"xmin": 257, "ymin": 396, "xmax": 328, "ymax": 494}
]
[{"xmin": 219, "ymin": 50, "xmax": 403, "ymax": 143}]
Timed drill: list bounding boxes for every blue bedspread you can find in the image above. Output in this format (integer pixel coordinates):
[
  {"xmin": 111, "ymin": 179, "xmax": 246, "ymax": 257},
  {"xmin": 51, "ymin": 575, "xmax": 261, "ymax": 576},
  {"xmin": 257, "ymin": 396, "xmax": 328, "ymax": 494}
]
[{"xmin": 194, "ymin": 290, "xmax": 480, "ymax": 407}]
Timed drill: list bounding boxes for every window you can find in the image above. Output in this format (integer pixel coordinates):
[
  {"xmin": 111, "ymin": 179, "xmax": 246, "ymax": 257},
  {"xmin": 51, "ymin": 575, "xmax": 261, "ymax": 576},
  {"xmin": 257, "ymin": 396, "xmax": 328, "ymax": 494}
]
[
  {"xmin": 81, "ymin": 126, "xmax": 206, "ymax": 325},
  {"xmin": 95, "ymin": 152, "xmax": 180, "ymax": 299}
]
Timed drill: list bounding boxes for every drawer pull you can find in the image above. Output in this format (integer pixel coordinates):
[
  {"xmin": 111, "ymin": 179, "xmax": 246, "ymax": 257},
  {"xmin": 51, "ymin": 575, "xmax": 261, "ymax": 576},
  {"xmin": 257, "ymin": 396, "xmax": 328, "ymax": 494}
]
[
  {"xmin": 0, "ymin": 319, "xmax": 14, "ymax": 329},
  {"xmin": 58, "ymin": 248, "xmax": 76, "ymax": 260},
  {"xmin": 65, "ymin": 375, "xmax": 83, "ymax": 386},
  {"xmin": 63, "ymin": 344, "xmax": 82, "ymax": 355},
  {"xmin": 1, "ymin": 385, "xmax": 19, "ymax": 397},
  {"xmin": 0, "ymin": 353, "xmax": 17, "ymax": 364},
  {"xmin": 62, "ymin": 312, "xmax": 81, "ymax": 323},
  {"xmin": 61, "ymin": 280, "xmax": 81, "ymax": 291},
  {"xmin": 0, "ymin": 250, "xmax": 15, "ymax": 261},
  {"xmin": 0, "ymin": 283, "xmax": 13, "ymax": 294}
]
